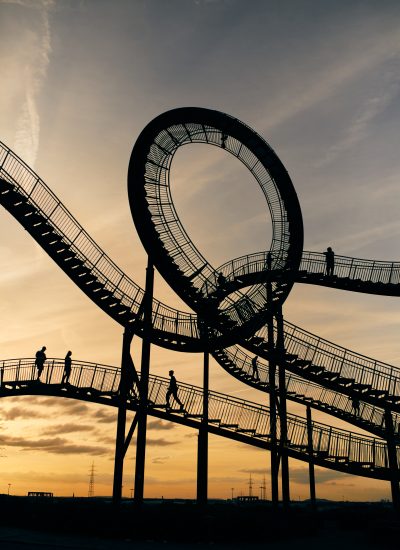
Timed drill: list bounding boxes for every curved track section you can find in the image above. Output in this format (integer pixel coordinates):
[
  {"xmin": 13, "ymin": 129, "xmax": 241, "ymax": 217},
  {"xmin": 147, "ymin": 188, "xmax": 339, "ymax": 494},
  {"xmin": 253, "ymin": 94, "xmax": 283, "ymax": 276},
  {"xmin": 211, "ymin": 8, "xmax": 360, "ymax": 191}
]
[
  {"xmin": 1, "ymin": 111, "xmax": 400, "ymax": 439},
  {"xmin": 128, "ymin": 107, "xmax": 303, "ymax": 348},
  {"xmin": 0, "ymin": 357, "xmax": 395, "ymax": 481}
]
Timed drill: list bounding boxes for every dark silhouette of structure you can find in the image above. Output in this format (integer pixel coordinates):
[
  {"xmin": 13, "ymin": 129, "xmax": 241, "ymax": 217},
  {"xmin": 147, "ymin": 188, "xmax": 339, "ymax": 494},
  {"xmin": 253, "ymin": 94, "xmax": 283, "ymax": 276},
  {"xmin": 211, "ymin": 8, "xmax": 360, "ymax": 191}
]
[
  {"xmin": 35, "ymin": 346, "xmax": 46, "ymax": 379},
  {"xmin": 1, "ymin": 106, "xmax": 400, "ymax": 511}
]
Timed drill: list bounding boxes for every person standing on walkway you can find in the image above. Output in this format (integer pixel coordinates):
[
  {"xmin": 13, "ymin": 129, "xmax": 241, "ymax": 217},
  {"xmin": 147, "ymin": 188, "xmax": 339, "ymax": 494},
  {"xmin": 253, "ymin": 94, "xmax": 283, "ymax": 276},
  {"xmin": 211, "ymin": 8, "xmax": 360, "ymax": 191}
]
[
  {"xmin": 35, "ymin": 346, "xmax": 46, "ymax": 379},
  {"xmin": 351, "ymin": 396, "xmax": 360, "ymax": 416},
  {"xmin": 324, "ymin": 247, "xmax": 335, "ymax": 277},
  {"xmin": 251, "ymin": 356, "xmax": 260, "ymax": 381},
  {"xmin": 62, "ymin": 351, "xmax": 72, "ymax": 385},
  {"xmin": 166, "ymin": 370, "xmax": 184, "ymax": 411}
]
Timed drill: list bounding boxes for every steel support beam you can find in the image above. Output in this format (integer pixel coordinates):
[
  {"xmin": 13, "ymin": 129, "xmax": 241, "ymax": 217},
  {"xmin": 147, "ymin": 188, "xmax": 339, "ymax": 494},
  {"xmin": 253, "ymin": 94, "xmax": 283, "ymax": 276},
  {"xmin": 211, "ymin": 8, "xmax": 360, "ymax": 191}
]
[
  {"xmin": 276, "ymin": 308, "xmax": 290, "ymax": 507},
  {"xmin": 197, "ymin": 350, "xmax": 209, "ymax": 504},
  {"xmin": 134, "ymin": 258, "xmax": 154, "ymax": 504},
  {"xmin": 112, "ymin": 327, "xmax": 134, "ymax": 505},
  {"xmin": 385, "ymin": 408, "xmax": 400, "ymax": 509},
  {"xmin": 123, "ymin": 413, "xmax": 139, "ymax": 457},
  {"xmin": 306, "ymin": 405, "xmax": 316, "ymax": 509},
  {"xmin": 266, "ymin": 253, "xmax": 279, "ymax": 507}
]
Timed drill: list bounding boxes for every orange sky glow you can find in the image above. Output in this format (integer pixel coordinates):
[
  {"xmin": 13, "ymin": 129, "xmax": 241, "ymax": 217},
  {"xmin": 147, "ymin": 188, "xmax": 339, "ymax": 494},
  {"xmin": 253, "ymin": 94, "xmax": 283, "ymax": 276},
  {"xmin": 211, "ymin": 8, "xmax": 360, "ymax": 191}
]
[{"xmin": 1, "ymin": 0, "xmax": 400, "ymax": 501}]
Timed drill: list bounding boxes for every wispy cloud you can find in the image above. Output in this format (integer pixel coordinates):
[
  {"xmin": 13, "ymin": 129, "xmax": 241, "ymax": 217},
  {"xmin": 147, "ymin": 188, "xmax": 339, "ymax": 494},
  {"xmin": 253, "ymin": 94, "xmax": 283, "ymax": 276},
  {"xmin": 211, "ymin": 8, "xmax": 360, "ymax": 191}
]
[
  {"xmin": 41, "ymin": 423, "xmax": 96, "ymax": 436},
  {"xmin": 260, "ymin": 26, "xmax": 400, "ymax": 134},
  {"xmin": 319, "ymin": 81, "xmax": 400, "ymax": 166},
  {"xmin": 148, "ymin": 419, "xmax": 175, "ymax": 431},
  {"xmin": 1, "ymin": 406, "xmax": 45, "ymax": 420},
  {"xmin": 1, "ymin": 434, "xmax": 108, "ymax": 455},
  {"xmin": 9, "ymin": 0, "xmax": 54, "ymax": 167}
]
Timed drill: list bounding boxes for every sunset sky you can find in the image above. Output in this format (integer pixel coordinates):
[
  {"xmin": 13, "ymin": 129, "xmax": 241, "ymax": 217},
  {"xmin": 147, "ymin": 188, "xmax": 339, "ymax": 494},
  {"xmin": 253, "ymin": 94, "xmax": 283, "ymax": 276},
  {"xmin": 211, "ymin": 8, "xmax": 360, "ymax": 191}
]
[{"xmin": 1, "ymin": 0, "xmax": 400, "ymax": 501}]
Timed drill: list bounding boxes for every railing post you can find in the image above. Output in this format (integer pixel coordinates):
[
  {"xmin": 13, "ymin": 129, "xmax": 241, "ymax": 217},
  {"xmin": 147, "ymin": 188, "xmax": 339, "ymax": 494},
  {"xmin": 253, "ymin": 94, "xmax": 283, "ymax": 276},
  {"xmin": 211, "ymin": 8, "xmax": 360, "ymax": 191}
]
[
  {"xmin": 197, "ymin": 348, "xmax": 209, "ymax": 505},
  {"xmin": 266, "ymin": 252, "xmax": 279, "ymax": 507},
  {"xmin": 385, "ymin": 408, "xmax": 400, "ymax": 510},
  {"xmin": 112, "ymin": 327, "xmax": 134, "ymax": 505},
  {"xmin": 306, "ymin": 405, "xmax": 316, "ymax": 510},
  {"xmin": 276, "ymin": 306, "xmax": 290, "ymax": 508},
  {"xmin": 134, "ymin": 258, "xmax": 154, "ymax": 504}
]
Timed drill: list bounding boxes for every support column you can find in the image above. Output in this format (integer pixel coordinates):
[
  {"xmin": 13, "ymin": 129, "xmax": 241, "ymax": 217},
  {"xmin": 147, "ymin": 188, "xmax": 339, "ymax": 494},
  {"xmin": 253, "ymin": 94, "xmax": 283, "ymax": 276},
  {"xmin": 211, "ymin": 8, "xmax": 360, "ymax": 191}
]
[
  {"xmin": 197, "ymin": 350, "xmax": 209, "ymax": 504},
  {"xmin": 385, "ymin": 408, "xmax": 400, "ymax": 509},
  {"xmin": 276, "ymin": 308, "xmax": 290, "ymax": 507},
  {"xmin": 266, "ymin": 253, "xmax": 279, "ymax": 507},
  {"xmin": 112, "ymin": 327, "xmax": 134, "ymax": 505},
  {"xmin": 134, "ymin": 258, "xmax": 154, "ymax": 504},
  {"xmin": 306, "ymin": 405, "xmax": 316, "ymax": 510}
]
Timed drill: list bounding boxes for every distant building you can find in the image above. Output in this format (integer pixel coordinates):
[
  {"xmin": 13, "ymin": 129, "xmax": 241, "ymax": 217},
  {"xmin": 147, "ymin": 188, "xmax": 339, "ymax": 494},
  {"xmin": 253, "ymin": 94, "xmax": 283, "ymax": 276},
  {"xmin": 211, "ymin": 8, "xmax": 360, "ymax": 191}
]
[
  {"xmin": 27, "ymin": 491, "xmax": 53, "ymax": 498},
  {"xmin": 236, "ymin": 495, "xmax": 259, "ymax": 502}
]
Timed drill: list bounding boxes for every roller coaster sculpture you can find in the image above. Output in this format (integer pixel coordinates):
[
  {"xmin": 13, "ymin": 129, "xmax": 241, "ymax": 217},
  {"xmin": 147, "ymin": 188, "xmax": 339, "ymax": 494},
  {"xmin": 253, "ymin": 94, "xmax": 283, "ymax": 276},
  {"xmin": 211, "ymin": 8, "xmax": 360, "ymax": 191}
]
[{"xmin": 1, "ymin": 108, "xmax": 400, "ymax": 506}]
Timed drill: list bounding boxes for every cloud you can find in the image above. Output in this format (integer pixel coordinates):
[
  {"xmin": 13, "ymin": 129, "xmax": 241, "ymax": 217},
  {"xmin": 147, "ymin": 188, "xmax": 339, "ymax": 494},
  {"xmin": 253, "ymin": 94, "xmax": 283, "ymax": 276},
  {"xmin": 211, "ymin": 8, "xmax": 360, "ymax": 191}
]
[
  {"xmin": 152, "ymin": 456, "xmax": 170, "ymax": 464},
  {"xmin": 319, "ymin": 80, "xmax": 400, "ymax": 166},
  {"xmin": 2, "ymin": 434, "xmax": 108, "ymax": 456},
  {"xmin": 92, "ymin": 409, "xmax": 116, "ymax": 423},
  {"xmin": 9, "ymin": 0, "xmax": 54, "ymax": 167},
  {"xmin": 289, "ymin": 467, "xmax": 349, "ymax": 485},
  {"xmin": 259, "ymin": 25, "xmax": 400, "ymax": 134},
  {"xmin": 41, "ymin": 423, "xmax": 96, "ymax": 436},
  {"xmin": 147, "ymin": 420, "xmax": 175, "ymax": 431},
  {"xmin": 130, "ymin": 437, "xmax": 179, "ymax": 447},
  {"xmin": 1, "ymin": 407, "xmax": 44, "ymax": 420}
]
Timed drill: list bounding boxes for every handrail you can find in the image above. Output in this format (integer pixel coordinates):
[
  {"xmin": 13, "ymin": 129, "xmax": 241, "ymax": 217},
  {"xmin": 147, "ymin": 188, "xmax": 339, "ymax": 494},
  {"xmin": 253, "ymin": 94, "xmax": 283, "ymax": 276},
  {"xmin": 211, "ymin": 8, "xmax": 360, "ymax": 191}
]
[{"xmin": 0, "ymin": 357, "xmax": 395, "ymax": 479}]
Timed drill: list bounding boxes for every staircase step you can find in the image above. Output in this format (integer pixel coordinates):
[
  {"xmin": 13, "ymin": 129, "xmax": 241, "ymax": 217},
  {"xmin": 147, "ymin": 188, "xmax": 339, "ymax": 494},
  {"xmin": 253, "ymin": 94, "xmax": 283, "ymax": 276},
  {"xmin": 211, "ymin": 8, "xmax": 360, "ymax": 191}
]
[
  {"xmin": 295, "ymin": 359, "xmax": 312, "ymax": 368},
  {"xmin": 320, "ymin": 371, "xmax": 340, "ymax": 380},
  {"xmin": 337, "ymin": 377, "xmax": 355, "ymax": 386},
  {"xmin": 352, "ymin": 383, "xmax": 372, "ymax": 392},
  {"xmin": 220, "ymin": 423, "xmax": 239, "ymax": 429},
  {"xmin": 0, "ymin": 179, "xmax": 15, "ymax": 192},
  {"xmin": 353, "ymin": 461, "xmax": 374, "ymax": 468}
]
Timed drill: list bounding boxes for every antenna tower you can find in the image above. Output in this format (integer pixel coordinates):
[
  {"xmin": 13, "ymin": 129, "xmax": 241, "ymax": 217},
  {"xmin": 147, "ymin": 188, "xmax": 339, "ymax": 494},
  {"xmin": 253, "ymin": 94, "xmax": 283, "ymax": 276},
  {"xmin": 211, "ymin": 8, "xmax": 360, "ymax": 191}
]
[
  {"xmin": 248, "ymin": 473, "xmax": 253, "ymax": 497},
  {"xmin": 88, "ymin": 462, "xmax": 95, "ymax": 497}
]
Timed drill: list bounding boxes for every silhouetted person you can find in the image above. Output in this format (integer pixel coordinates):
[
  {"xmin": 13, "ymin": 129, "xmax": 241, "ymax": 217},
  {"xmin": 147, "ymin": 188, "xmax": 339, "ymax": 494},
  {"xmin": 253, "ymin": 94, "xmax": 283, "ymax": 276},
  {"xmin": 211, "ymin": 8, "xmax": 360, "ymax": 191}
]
[
  {"xmin": 217, "ymin": 272, "xmax": 226, "ymax": 286},
  {"xmin": 324, "ymin": 247, "xmax": 335, "ymax": 277},
  {"xmin": 266, "ymin": 251, "xmax": 272, "ymax": 270},
  {"xmin": 351, "ymin": 397, "xmax": 360, "ymax": 416},
  {"xmin": 62, "ymin": 351, "xmax": 72, "ymax": 385},
  {"xmin": 251, "ymin": 356, "xmax": 260, "ymax": 381},
  {"xmin": 166, "ymin": 370, "xmax": 184, "ymax": 411},
  {"xmin": 221, "ymin": 132, "xmax": 227, "ymax": 149},
  {"xmin": 35, "ymin": 346, "xmax": 46, "ymax": 379}
]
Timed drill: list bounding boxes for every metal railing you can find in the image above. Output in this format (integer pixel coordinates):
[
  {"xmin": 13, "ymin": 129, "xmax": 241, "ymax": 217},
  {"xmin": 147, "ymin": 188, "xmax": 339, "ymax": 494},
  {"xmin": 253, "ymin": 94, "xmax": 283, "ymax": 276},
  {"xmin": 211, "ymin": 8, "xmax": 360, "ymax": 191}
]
[
  {"xmin": 214, "ymin": 347, "xmax": 396, "ymax": 435},
  {"xmin": 0, "ymin": 142, "xmax": 199, "ymax": 343},
  {"xmin": 0, "ymin": 357, "xmax": 395, "ymax": 477}
]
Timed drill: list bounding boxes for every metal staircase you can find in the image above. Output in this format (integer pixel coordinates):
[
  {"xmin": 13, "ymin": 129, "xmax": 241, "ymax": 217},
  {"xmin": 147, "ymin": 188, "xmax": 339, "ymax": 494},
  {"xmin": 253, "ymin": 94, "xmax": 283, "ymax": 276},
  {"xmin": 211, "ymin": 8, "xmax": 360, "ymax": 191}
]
[{"xmin": 0, "ymin": 357, "xmax": 395, "ymax": 481}]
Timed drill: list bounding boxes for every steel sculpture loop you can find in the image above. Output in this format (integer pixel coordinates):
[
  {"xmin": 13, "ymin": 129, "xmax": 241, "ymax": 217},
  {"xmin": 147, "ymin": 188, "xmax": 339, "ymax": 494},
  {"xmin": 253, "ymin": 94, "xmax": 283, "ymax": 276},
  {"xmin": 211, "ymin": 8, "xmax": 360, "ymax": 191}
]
[{"xmin": 128, "ymin": 107, "xmax": 304, "ymax": 349}]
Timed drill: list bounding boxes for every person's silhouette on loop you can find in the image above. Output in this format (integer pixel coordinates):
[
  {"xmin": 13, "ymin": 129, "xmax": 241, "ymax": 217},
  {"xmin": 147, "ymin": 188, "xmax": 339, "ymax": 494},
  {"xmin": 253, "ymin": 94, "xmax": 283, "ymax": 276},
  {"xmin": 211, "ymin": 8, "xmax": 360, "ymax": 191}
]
[
  {"xmin": 62, "ymin": 351, "xmax": 72, "ymax": 385},
  {"xmin": 324, "ymin": 247, "xmax": 335, "ymax": 277},
  {"xmin": 166, "ymin": 370, "xmax": 184, "ymax": 411},
  {"xmin": 35, "ymin": 346, "xmax": 46, "ymax": 380}
]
